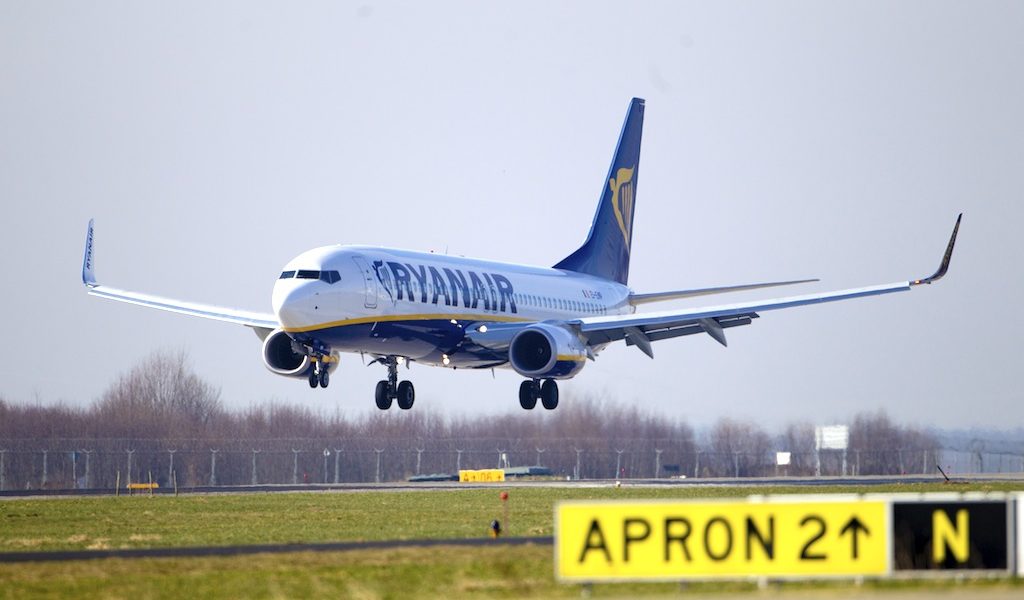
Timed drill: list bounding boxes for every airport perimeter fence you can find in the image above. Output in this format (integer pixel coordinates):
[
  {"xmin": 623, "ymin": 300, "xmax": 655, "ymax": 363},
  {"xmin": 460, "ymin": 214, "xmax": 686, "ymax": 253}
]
[{"xmin": 0, "ymin": 437, "xmax": 1017, "ymax": 491}]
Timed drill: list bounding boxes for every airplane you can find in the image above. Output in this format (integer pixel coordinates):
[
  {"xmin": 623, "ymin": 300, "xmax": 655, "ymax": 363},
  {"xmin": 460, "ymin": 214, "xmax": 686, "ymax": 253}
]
[{"xmin": 81, "ymin": 98, "xmax": 961, "ymax": 411}]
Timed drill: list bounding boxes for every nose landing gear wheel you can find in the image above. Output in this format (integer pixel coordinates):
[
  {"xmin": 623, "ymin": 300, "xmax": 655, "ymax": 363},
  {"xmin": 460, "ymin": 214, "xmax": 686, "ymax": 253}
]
[
  {"xmin": 519, "ymin": 380, "xmax": 538, "ymax": 410},
  {"xmin": 540, "ymin": 379, "xmax": 559, "ymax": 410},
  {"xmin": 396, "ymin": 381, "xmax": 415, "ymax": 409},
  {"xmin": 375, "ymin": 380, "xmax": 392, "ymax": 410}
]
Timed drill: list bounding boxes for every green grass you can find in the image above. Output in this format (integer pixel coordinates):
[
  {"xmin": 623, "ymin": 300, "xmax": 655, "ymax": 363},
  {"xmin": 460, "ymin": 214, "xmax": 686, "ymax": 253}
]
[
  {"xmin": 1, "ymin": 482, "xmax": 1020, "ymax": 553},
  {"xmin": 1, "ymin": 482, "xmax": 1022, "ymax": 599}
]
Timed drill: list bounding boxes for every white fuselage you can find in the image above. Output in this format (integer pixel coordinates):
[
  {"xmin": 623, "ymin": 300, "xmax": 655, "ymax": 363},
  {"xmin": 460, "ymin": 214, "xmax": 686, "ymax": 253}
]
[{"xmin": 271, "ymin": 245, "xmax": 633, "ymax": 368}]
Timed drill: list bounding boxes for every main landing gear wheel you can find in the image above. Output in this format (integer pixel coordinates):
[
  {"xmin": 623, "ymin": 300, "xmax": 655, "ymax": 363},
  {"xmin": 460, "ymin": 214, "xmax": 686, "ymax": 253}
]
[
  {"xmin": 319, "ymin": 367, "xmax": 330, "ymax": 388},
  {"xmin": 396, "ymin": 380, "xmax": 415, "ymax": 410},
  {"xmin": 375, "ymin": 381, "xmax": 392, "ymax": 410},
  {"xmin": 374, "ymin": 356, "xmax": 415, "ymax": 410},
  {"xmin": 519, "ymin": 380, "xmax": 538, "ymax": 410},
  {"xmin": 308, "ymin": 370, "xmax": 318, "ymax": 388},
  {"xmin": 541, "ymin": 379, "xmax": 559, "ymax": 410}
]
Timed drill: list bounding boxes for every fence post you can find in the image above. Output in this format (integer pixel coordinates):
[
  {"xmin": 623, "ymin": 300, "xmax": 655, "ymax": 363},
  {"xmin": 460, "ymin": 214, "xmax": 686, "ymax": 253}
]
[
  {"xmin": 614, "ymin": 449, "xmax": 624, "ymax": 479},
  {"xmin": 733, "ymin": 452, "xmax": 740, "ymax": 478},
  {"xmin": 0, "ymin": 449, "xmax": 5, "ymax": 491},
  {"xmin": 41, "ymin": 450, "xmax": 48, "ymax": 488},
  {"xmin": 694, "ymin": 451, "xmax": 701, "ymax": 479},
  {"xmin": 251, "ymin": 449, "xmax": 260, "ymax": 485},
  {"xmin": 574, "ymin": 448, "xmax": 583, "ymax": 480},
  {"xmin": 126, "ymin": 449, "xmax": 134, "ymax": 487},
  {"xmin": 168, "ymin": 450, "xmax": 176, "ymax": 485},
  {"xmin": 292, "ymin": 449, "xmax": 300, "ymax": 485},
  {"xmin": 322, "ymin": 449, "xmax": 331, "ymax": 483},
  {"xmin": 455, "ymin": 449, "xmax": 463, "ymax": 473},
  {"xmin": 209, "ymin": 450, "xmax": 219, "ymax": 486},
  {"xmin": 333, "ymin": 448, "xmax": 342, "ymax": 483},
  {"xmin": 496, "ymin": 448, "xmax": 506, "ymax": 469},
  {"xmin": 83, "ymin": 450, "xmax": 92, "ymax": 488},
  {"xmin": 415, "ymin": 448, "xmax": 424, "ymax": 476},
  {"xmin": 535, "ymin": 447, "xmax": 545, "ymax": 467},
  {"xmin": 71, "ymin": 451, "xmax": 78, "ymax": 489},
  {"xmin": 654, "ymin": 449, "xmax": 663, "ymax": 479},
  {"xmin": 374, "ymin": 449, "xmax": 384, "ymax": 484}
]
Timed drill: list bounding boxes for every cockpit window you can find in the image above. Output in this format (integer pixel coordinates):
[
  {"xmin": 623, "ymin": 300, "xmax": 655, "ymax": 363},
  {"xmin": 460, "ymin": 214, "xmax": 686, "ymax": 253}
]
[{"xmin": 286, "ymin": 269, "xmax": 341, "ymax": 284}]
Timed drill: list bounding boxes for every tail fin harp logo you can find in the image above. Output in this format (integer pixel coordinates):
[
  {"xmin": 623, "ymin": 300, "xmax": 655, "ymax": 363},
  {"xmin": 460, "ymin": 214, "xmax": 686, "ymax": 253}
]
[{"xmin": 610, "ymin": 166, "xmax": 635, "ymax": 249}]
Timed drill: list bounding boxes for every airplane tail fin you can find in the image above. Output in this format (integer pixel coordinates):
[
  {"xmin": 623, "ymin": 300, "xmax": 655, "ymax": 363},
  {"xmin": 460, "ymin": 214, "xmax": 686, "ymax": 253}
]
[{"xmin": 553, "ymin": 97, "xmax": 644, "ymax": 285}]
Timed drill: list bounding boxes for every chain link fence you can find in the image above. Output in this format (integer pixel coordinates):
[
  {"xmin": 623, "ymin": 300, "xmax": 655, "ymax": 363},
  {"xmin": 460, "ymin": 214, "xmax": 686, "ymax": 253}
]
[{"xmin": 0, "ymin": 438, "xmax": 1014, "ymax": 491}]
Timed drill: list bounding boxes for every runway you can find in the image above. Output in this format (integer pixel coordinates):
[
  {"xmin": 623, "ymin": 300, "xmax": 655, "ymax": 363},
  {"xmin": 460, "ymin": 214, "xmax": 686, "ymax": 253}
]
[
  {"xmin": 1, "ymin": 473, "xmax": 1019, "ymax": 499},
  {"xmin": 0, "ymin": 536, "xmax": 552, "ymax": 564}
]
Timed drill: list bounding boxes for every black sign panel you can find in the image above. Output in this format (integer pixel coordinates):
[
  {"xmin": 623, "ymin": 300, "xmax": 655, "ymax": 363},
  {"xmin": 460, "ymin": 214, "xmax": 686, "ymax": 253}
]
[{"xmin": 892, "ymin": 501, "xmax": 1008, "ymax": 571}]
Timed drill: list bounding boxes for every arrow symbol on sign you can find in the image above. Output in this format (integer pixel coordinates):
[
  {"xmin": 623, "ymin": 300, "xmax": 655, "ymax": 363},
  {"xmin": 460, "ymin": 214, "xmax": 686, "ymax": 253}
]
[{"xmin": 839, "ymin": 517, "xmax": 869, "ymax": 559}]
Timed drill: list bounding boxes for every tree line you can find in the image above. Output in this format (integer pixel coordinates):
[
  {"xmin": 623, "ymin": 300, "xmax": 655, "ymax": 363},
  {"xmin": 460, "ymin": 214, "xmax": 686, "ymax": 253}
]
[{"xmin": 0, "ymin": 352, "xmax": 938, "ymax": 489}]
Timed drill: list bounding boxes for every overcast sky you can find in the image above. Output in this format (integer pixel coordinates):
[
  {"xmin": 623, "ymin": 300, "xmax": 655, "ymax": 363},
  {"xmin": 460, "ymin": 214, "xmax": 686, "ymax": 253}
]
[{"xmin": 1, "ymin": 1, "xmax": 1021, "ymax": 430}]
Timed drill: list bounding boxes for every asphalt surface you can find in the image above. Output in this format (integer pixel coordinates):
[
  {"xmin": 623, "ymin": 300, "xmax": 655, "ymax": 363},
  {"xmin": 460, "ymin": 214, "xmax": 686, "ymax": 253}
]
[
  {"xmin": 2, "ymin": 473, "xmax": 1020, "ymax": 499},
  {"xmin": 0, "ymin": 536, "xmax": 553, "ymax": 564}
]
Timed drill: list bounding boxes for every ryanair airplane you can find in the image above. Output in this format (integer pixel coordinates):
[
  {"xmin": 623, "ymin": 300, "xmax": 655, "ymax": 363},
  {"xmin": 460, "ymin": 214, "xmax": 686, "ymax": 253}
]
[{"xmin": 81, "ymin": 98, "xmax": 961, "ymax": 411}]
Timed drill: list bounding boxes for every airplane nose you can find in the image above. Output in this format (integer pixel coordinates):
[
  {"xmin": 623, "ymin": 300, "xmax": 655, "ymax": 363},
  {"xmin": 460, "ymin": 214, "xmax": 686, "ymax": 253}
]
[{"xmin": 273, "ymin": 282, "xmax": 315, "ymax": 329}]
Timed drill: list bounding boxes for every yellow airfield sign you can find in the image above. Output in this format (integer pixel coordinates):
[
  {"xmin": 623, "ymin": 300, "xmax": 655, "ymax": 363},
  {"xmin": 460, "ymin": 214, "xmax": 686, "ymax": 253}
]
[{"xmin": 556, "ymin": 498, "xmax": 888, "ymax": 581}]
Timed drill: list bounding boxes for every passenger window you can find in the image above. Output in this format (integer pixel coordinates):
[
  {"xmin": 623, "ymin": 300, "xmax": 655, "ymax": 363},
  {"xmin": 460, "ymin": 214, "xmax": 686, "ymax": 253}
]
[{"xmin": 280, "ymin": 271, "xmax": 296, "ymax": 279}]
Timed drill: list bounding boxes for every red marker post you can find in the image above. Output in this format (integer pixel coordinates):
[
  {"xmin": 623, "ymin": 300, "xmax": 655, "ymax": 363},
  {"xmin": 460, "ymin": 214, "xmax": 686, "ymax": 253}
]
[{"xmin": 500, "ymin": 491, "xmax": 509, "ymax": 536}]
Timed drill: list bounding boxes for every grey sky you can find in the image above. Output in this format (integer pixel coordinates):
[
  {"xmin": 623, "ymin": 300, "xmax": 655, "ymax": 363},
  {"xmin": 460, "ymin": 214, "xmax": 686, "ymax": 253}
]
[{"xmin": 1, "ymin": 1, "xmax": 1021, "ymax": 430}]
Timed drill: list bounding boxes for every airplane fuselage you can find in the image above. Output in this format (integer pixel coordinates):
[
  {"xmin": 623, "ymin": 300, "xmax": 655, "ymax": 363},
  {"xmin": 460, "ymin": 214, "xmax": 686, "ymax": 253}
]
[{"xmin": 272, "ymin": 245, "xmax": 634, "ymax": 369}]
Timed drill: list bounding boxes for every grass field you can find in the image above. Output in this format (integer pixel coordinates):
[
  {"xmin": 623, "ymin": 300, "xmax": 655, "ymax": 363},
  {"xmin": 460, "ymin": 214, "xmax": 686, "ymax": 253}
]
[{"xmin": 2, "ymin": 482, "xmax": 1022, "ymax": 598}]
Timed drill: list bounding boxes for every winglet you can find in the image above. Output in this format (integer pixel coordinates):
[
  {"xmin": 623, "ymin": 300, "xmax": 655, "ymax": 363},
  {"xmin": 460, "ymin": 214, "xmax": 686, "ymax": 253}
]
[
  {"xmin": 911, "ymin": 213, "xmax": 961, "ymax": 286},
  {"xmin": 82, "ymin": 219, "xmax": 97, "ymax": 287}
]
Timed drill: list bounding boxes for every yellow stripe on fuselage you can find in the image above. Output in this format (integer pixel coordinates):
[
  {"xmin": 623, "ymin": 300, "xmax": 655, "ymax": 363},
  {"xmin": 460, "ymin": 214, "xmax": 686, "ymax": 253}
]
[{"xmin": 282, "ymin": 313, "xmax": 532, "ymax": 334}]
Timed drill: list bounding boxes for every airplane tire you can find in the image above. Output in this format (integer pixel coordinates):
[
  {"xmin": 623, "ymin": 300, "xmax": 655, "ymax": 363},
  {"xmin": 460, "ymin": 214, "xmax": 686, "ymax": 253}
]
[
  {"xmin": 519, "ymin": 381, "xmax": 537, "ymax": 410},
  {"xmin": 375, "ymin": 381, "xmax": 392, "ymax": 410},
  {"xmin": 396, "ymin": 380, "xmax": 415, "ymax": 410},
  {"xmin": 541, "ymin": 379, "xmax": 559, "ymax": 410},
  {"xmin": 319, "ymin": 368, "xmax": 330, "ymax": 389},
  {"xmin": 308, "ymin": 370, "xmax": 319, "ymax": 389}
]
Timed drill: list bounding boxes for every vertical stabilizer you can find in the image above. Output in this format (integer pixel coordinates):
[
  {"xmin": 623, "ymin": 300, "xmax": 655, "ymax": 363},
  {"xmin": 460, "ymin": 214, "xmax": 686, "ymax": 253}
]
[{"xmin": 554, "ymin": 98, "xmax": 644, "ymax": 285}]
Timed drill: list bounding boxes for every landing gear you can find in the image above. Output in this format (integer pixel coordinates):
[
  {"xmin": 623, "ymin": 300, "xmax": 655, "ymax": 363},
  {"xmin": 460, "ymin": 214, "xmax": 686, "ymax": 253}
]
[
  {"xmin": 309, "ymin": 357, "xmax": 331, "ymax": 389},
  {"xmin": 540, "ymin": 379, "xmax": 559, "ymax": 410},
  {"xmin": 519, "ymin": 379, "xmax": 558, "ymax": 410},
  {"xmin": 519, "ymin": 380, "xmax": 538, "ymax": 410},
  {"xmin": 374, "ymin": 356, "xmax": 415, "ymax": 410},
  {"xmin": 396, "ymin": 380, "xmax": 415, "ymax": 410},
  {"xmin": 375, "ymin": 381, "xmax": 392, "ymax": 410}
]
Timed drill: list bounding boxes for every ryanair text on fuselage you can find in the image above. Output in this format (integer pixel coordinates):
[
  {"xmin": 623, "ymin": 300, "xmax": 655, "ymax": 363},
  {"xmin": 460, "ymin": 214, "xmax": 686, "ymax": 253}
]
[{"xmin": 374, "ymin": 260, "xmax": 518, "ymax": 314}]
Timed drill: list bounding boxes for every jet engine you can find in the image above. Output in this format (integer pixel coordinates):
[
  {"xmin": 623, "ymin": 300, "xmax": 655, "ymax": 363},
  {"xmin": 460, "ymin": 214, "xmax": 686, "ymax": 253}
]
[
  {"xmin": 261, "ymin": 328, "xmax": 337, "ymax": 378},
  {"xmin": 508, "ymin": 323, "xmax": 587, "ymax": 379}
]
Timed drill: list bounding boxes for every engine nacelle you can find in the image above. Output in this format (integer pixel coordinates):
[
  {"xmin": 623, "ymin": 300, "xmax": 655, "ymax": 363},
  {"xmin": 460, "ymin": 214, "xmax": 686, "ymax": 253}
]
[
  {"xmin": 508, "ymin": 323, "xmax": 587, "ymax": 379},
  {"xmin": 261, "ymin": 328, "xmax": 338, "ymax": 379}
]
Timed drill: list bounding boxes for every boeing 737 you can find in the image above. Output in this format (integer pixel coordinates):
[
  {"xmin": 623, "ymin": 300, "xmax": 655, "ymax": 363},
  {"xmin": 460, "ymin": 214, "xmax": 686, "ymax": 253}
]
[{"xmin": 81, "ymin": 98, "xmax": 961, "ymax": 411}]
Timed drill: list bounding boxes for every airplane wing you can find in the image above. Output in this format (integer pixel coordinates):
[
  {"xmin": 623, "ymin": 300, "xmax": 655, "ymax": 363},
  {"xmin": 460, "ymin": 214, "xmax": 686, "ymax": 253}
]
[
  {"xmin": 628, "ymin": 278, "xmax": 819, "ymax": 305},
  {"xmin": 573, "ymin": 214, "xmax": 962, "ymax": 358},
  {"xmin": 81, "ymin": 220, "xmax": 279, "ymax": 332}
]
